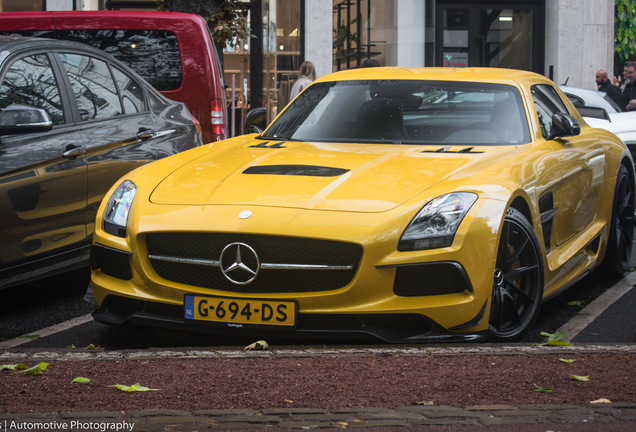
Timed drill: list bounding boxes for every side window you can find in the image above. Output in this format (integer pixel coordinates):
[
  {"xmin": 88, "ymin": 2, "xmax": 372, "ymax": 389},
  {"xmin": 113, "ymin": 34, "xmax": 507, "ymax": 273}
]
[
  {"xmin": 531, "ymin": 85, "xmax": 569, "ymax": 139},
  {"xmin": 59, "ymin": 53, "xmax": 123, "ymax": 122},
  {"xmin": 566, "ymin": 93, "xmax": 584, "ymax": 107},
  {"xmin": 0, "ymin": 54, "xmax": 65, "ymax": 125},
  {"xmin": 111, "ymin": 67, "xmax": 145, "ymax": 114},
  {"xmin": 56, "ymin": 30, "xmax": 182, "ymax": 91}
]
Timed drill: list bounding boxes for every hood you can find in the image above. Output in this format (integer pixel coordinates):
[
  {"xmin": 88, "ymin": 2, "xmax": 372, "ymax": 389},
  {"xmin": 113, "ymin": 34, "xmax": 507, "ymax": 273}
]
[{"xmin": 150, "ymin": 139, "xmax": 504, "ymax": 212}]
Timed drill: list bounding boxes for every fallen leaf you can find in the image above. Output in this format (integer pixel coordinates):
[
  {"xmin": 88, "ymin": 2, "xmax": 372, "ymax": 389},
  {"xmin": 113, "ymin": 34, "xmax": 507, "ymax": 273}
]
[
  {"xmin": 590, "ymin": 398, "xmax": 611, "ymax": 403},
  {"xmin": 533, "ymin": 384, "xmax": 553, "ymax": 393},
  {"xmin": 567, "ymin": 300, "xmax": 586, "ymax": 307},
  {"xmin": 559, "ymin": 358, "xmax": 576, "ymax": 363},
  {"xmin": 410, "ymin": 400, "xmax": 435, "ymax": 405},
  {"xmin": 67, "ymin": 345, "xmax": 76, "ymax": 349},
  {"xmin": 284, "ymin": 399, "xmax": 293, "ymax": 403},
  {"xmin": 244, "ymin": 340, "xmax": 269, "ymax": 351},
  {"xmin": 571, "ymin": 375, "xmax": 589, "ymax": 382},
  {"xmin": 72, "ymin": 377, "xmax": 91, "ymax": 383},
  {"xmin": 108, "ymin": 383, "xmax": 160, "ymax": 392},
  {"xmin": 540, "ymin": 330, "xmax": 573, "ymax": 346},
  {"xmin": 17, "ymin": 363, "xmax": 49, "ymax": 375},
  {"xmin": 85, "ymin": 344, "xmax": 99, "ymax": 349},
  {"xmin": 0, "ymin": 364, "xmax": 27, "ymax": 371},
  {"xmin": 17, "ymin": 334, "xmax": 40, "ymax": 340}
]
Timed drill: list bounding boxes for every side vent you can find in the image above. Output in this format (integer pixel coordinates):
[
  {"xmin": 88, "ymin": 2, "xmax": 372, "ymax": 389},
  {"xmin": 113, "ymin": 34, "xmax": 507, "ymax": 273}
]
[{"xmin": 538, "ymin": 192, "xmax": 558, "ymax": 253}]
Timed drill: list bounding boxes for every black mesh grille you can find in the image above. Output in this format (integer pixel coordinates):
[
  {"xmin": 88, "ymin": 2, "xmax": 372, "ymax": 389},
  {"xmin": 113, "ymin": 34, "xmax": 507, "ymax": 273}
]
[{"xmin": 145, "ymin": 233, "xmax": 362, "ymax": 293}]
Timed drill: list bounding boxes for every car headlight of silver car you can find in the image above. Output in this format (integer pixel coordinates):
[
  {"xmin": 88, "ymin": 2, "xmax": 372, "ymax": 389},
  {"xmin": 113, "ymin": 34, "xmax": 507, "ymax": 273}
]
[
  {"xmin": 103, "ymin": 180, "xmax": 137, "ymax": 238},
  {"xmin": 398, "ymin": 192, "xmax": 478, "ymax": 251}
]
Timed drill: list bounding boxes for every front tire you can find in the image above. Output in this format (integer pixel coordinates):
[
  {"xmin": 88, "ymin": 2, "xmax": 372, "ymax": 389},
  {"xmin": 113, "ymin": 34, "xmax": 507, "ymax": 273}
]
[
  {"xmin": 488, "ymin": 208, "xmax": 544, "ymax": 342},
  {"xmin": 601, "ymin": 163, "xmax": 635, "ymax": 278}
]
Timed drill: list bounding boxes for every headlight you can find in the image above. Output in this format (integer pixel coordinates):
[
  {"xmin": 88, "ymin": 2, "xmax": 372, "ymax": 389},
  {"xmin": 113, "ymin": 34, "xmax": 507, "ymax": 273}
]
[
  {"xmin": 103, "ymin": 180, "xmax": 136, "ymax": 238},
  {"xmin": 398, "ymin": 192, "xmax": 477, "ymax": 251}
]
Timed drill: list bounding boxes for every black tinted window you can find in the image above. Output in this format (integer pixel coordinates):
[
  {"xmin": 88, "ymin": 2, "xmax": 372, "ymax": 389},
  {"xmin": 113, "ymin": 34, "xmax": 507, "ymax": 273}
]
[
  {"xmin": 531, "ymin": 85, "xmax": 568, "ymax": 139},
  {"xmin": 59, "ymin": 53, "xmax": 123, "ymax": 122},
  {"xmin": 0, "ymin": 54, "xmax": 64, "ymax": 125},
  {"xmin": 264, "ymin": 80, "xmax": 530, "ymax": 145},
  {"xmin": 112, "ymin": 67, "xmax": 145, "ymax": 114},
  {"xmin": 56, "ymin": 29, "xmax": 181, "ymax": 91}
]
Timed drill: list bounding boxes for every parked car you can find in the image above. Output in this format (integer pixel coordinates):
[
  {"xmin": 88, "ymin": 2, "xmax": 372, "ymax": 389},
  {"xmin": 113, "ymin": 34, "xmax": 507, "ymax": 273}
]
[
  {"xmin": 0, "ymin": 35, "xmax": 202, "ymax": 289},
  {"xmin": 559, "ymin": 85, "xmax": 623, "ymax": 113},
  {"xmin": 0, "ymin": 11, "xmax": 228, "ymax": 144},
  {"xmin": 559, "ymin": 85, "xmax": 636, "ymax": 161},
  {"xmin": 88, "ymin": 67, "xmax": 634, "ymax": 343},
  {"xmin": 585, "ymin": 112, "xmax": 636, "ymax": 162}
]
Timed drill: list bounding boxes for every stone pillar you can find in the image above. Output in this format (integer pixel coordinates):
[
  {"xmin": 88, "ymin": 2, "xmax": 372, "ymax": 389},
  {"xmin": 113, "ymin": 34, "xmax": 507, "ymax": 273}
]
[
  {"xmin": 305, "ymin": 0, "xmax": 333, "ymax": 79},
  {"xmin": 397, "ymin": 0, "xmax": 425, "ymax": 67},
  {"xmin": 545, "ymin": 0, "xmax": 614, "ymax": 89}
]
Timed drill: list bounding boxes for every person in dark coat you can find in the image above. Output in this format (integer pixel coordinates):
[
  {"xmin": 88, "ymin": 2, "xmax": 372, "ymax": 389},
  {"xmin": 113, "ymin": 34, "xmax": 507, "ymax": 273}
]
[
  {"xmin": 595, "ymin": 69, "xmax": 623, "ymax": 107},
  {"xmin": 619, "ymin": 61, "xmax": 636, "ymax": 111}
]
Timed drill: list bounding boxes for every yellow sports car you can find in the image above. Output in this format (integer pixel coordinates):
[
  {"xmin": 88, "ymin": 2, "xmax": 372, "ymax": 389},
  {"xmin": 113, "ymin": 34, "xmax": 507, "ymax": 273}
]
[{"xmin": 88, "ymin": 68, "xmax": 635, "ymax": 342}]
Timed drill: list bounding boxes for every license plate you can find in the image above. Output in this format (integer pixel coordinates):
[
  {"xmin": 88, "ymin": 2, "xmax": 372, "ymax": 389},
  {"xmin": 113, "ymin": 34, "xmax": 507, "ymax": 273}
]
[{"xmin": 184, "ymin": 294, "xmax": 296, "ymax": 327}]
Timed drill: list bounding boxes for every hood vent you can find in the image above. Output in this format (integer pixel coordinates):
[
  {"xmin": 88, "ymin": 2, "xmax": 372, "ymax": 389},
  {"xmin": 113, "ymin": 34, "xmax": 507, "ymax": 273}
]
[
  {"xmin": 243, "ymin": 165, "xmax": 350, "ymax": 177},
  {"xmin": 420, "ymin": 146, "xmax": 484, "ymax": 154}
]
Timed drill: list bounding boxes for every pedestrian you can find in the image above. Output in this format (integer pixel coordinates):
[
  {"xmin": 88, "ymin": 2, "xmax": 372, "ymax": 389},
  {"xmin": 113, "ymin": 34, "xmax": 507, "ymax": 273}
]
[
  {"xmin": 619, "ymin": 61, "xmax": 636, "ymax": 111},
  {"xmin": 595, "ymin": 69, "xmax": 622, "ymax": 107},
  {"xmin": 290, "ymin": 61, "xmax": 316, "ymax": 99},
  {"xmin": 361, "ymin": 58, "xmax": 380, "ymax": 67}
]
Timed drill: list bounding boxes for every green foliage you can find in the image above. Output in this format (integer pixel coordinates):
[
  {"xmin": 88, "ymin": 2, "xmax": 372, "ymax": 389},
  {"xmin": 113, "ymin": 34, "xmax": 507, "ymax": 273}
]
[
  {"xmin": 207, "ymin": 1, "xmax": 255, "ymax": 46},
  {"xmin": 616, "ymin": 0, "xmax": 636, "ymax": 61},
  {"xmin": 333, "ymin": 18, "xmax": 358, "ymax": 49}
]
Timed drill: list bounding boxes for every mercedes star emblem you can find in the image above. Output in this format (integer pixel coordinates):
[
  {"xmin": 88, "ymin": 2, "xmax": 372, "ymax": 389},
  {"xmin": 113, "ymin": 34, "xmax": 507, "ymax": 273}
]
[
  {"xmin": 239, "ymin": 210, "xmax": 252, "ymax": 219},
  {"xmin": 219, "ymin": 242, "xmax": 260, "ymax": 285}
]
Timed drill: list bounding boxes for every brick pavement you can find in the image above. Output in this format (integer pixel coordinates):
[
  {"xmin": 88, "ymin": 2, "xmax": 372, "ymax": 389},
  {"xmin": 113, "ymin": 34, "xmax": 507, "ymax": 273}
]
[{"xmin": 2, "ymin": 403, "xmax": 636, "ymax": 431}]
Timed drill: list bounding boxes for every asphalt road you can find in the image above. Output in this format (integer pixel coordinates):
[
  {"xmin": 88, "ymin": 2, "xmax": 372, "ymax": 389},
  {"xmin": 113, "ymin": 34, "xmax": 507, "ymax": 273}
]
[{"xmin": 1, "ymin": 238, "xmax": 635, "ymax": 349}]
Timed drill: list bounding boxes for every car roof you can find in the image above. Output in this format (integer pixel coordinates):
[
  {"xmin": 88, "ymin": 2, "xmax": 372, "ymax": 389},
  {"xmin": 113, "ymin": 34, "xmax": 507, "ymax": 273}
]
[{"xmin": 316, "ymin": 67, "xmax": 551, "ymax": 87}]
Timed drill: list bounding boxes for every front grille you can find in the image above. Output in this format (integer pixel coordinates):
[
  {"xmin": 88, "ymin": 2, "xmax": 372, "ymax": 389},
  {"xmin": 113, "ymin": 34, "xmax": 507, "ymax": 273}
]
[{"xmin": 145, "ymin": 233, "xmax": 362, "ymax": 293}]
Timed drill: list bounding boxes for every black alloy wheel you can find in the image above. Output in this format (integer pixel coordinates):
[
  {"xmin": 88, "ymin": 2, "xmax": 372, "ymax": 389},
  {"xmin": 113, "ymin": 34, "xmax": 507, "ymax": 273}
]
[
  {"xmin": 601, "ymin": 164, "xmax": 635, "ymax": 277},
  {"xmin": 488, "ymin": 208, "xmax": 544, "ymax": 342}
]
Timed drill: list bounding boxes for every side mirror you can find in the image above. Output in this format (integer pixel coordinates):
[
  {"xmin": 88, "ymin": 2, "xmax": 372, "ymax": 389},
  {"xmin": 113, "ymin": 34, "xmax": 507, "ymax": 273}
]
[
  {"xmin": 0, "ymin": 104, "xmax": 53, "ymax": 135},
  {"xmin": 548, "ymin": 112, "xmax": 581, "ymax": 140},
  {"xmin": 243, "ymin": 107, "xmax": 267, "ymax": 135}
]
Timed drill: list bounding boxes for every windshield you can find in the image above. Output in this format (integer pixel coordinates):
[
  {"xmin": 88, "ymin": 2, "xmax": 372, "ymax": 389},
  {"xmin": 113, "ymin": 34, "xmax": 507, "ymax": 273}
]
[{"xmin": 262, "ymin": 80, "xmax": 530, "ymax": 145}]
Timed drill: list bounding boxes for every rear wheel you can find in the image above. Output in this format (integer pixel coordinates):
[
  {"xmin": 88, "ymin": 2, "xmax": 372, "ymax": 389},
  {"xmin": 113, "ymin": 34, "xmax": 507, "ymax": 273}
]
[
  {"xmin": 601, "ymin": 164, "xmax": 634, "ymax": 278},
  {"xmin": 488, "ymin": 208, "xmax": 544, "ymax": 342}
]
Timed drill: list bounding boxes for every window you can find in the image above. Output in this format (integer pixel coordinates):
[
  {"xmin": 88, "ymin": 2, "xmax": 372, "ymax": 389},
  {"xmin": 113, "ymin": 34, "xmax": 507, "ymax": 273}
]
[
  {"xmin": 59, "ymin": 53, "xmax": 122, "ymax": 122},
  {"xmin": 111, "ymin": 68, "xmax": 145, "ymax": 114},
  {"xmin": 264, "ymin": 80, "xmax": 530, "ymax": 145},
  {"xmin": 0, "ymin": 54, "xmax": 64, "ymax": 125},
  {"xmin": 531, "ymin": 85, "xmax": 569, "ymax": 139},
  {"xmin": 56, "ymin": 30, "xmax": 182, "ymax": 91}
]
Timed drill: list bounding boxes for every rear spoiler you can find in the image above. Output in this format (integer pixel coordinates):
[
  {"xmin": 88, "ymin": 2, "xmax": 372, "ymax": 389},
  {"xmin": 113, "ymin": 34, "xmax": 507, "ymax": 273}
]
[{"xmin": 577, "ymin": 106, "xmax": 611, "ymax": 121}]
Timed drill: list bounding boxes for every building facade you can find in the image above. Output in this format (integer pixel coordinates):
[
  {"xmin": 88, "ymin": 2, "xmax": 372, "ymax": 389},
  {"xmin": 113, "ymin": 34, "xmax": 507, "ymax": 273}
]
[{"xmin": 3, "ymin": 0, "xmax": 616, "ymax": 110}]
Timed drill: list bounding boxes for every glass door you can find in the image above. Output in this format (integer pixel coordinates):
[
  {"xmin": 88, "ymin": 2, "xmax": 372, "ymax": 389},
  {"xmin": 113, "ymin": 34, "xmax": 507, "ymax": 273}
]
[{"xmin": 435, "ymin": 1, "xmax": 543, "ymax": 74}]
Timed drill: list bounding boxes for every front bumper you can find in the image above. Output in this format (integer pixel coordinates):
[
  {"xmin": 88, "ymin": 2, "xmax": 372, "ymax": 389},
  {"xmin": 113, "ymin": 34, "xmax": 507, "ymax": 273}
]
[{"xmin": 92, "ymin": 294, "xmax": 487, "ymax": 343}]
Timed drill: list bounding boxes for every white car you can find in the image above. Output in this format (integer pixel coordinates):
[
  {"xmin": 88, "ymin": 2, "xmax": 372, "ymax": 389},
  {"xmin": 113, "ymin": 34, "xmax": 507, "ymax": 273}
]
[{"xmin": 585, "ymin": 112, "xmax": 636, "ymax": 161}]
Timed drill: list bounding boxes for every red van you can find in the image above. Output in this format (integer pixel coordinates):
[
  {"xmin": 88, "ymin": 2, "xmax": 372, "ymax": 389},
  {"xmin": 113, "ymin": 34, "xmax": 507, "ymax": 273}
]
[{"xmin": 0, "ymin": 11, "xmax": 228, "ymax": 143}]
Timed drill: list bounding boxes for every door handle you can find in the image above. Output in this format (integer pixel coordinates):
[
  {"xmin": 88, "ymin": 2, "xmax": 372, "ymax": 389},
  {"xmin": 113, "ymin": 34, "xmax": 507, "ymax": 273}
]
[
  {"xmin": 136, "ymin": 129, "xmax": 155, "ymax": 141},
  {"xmin": 62, "ymin": 145, "xmax": 86, "ymax": 160}
]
